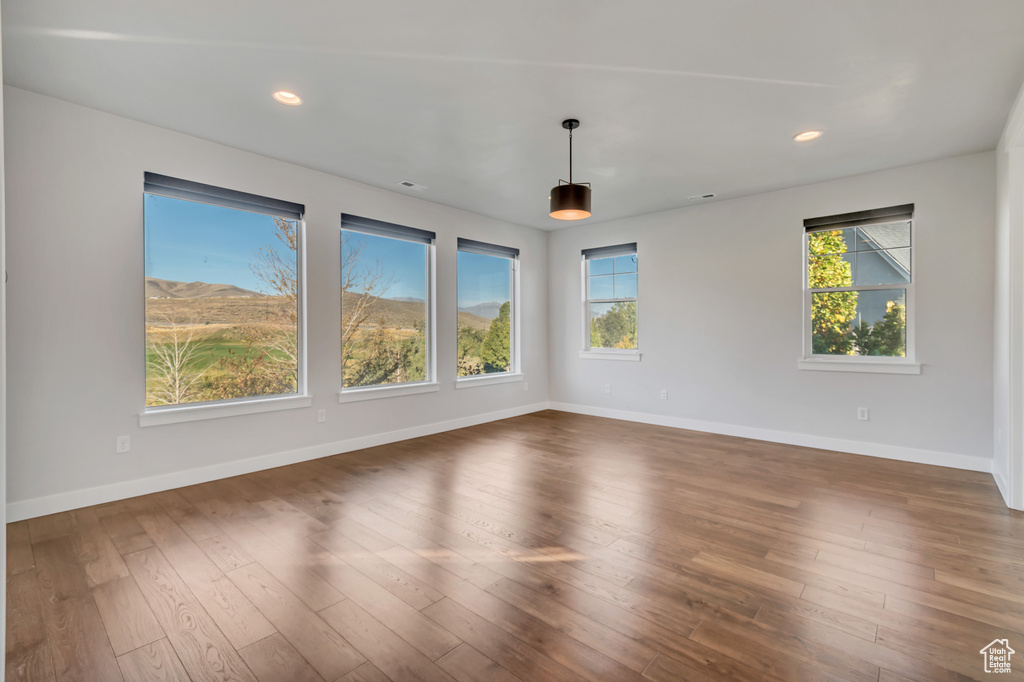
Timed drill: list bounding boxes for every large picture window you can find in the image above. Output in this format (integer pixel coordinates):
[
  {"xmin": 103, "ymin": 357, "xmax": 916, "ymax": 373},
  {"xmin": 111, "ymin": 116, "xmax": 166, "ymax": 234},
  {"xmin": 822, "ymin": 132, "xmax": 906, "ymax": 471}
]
[
  {"xmin": 341, "ymin": 214, "xmax": 434, "ymax": 389},
  {"xmin": 457, "ymin": 238, "xmax": 519, "ymax": 377},
  {"xmin": 583, "ymin": 243, "xmax": 638, "ymax": 351},
  {"xmin": 804, "ymin": 204, "xmax": 913, "ymax": 362},
  {"xmin": 143, "ymin": 173, "xmax": 304, "ymax": 408}
]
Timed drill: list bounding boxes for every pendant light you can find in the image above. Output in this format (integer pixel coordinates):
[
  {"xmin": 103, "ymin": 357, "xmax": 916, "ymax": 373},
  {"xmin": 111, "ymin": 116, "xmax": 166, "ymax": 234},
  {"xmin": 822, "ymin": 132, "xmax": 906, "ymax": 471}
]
[{"xmin": 550, "ymin": 119, "xmax": 592, "ymax": 220}]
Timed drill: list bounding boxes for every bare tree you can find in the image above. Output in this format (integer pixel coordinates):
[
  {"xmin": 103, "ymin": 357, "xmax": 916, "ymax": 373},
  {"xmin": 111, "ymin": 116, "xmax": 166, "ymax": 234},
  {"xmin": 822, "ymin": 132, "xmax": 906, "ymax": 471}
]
[
  {"xmin": 340, "ymin": 232, "xmax": 394, "ymax": 376},
  {"xmin": 146, "ymin": 321, "xmax": 209, "ymax": 405}
]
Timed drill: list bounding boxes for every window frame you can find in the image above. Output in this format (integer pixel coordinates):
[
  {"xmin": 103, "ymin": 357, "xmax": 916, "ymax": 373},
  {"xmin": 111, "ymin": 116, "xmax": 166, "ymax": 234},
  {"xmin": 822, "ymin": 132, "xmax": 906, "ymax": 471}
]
[
  {"xmin": 140, "ymin": 174, "xmax": 309, "ymax": 426},
  {"xmin": 580, "ymin": 243, "xmax": 640, "ymax": 360},
  {"xmin": 338, "ymin": 214, "xmax": 438, "ymax": 401},
  {"xmin": 800, "ymin": 204, "xmax": 920, "ymax": 374},
  {"xmin": 455, "ymin": 238, "xmax": 522, "ymax": 387}
]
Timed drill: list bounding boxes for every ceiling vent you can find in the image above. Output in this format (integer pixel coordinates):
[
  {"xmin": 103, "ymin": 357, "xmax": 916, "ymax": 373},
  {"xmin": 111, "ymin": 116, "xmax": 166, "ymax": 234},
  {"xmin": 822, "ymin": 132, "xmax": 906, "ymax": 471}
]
[
  {"xmin": 687, "ymin": 193, "xmax": 716, "ymax": 201},
  {"xmin": 398, "ymin": 181, "xmax": 428, "ymax": 191}
]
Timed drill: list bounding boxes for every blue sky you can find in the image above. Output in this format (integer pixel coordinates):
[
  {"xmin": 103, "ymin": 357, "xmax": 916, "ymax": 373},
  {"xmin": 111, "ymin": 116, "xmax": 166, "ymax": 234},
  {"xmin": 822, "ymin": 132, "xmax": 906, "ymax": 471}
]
[
  {"xmin": 342, "ymin": 231, "xmax": 427, "ymax": 301},
  {"xmin": 458, "ymin": 251, "xmax": 511, "ymax": 307},
  {"xmin": 144, "ymin": 194, "xmax": 291, "ymax": 294},
  {"xmin": 146, "ymin": 195, "xmax": 510, "ymax": 306}
]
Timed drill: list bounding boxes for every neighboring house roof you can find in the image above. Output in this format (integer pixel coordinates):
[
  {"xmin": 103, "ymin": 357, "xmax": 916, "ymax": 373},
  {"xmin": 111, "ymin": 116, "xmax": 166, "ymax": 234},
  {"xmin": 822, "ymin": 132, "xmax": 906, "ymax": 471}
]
[{"xmin": 859, "ymin": 221, "xmax": 911, "ymax": 279}]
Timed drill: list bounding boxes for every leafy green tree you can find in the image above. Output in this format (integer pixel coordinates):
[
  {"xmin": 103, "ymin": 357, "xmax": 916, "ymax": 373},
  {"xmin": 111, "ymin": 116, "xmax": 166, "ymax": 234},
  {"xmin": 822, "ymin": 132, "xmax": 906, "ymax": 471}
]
[
  {"xmin": 591, "ymin": 301, "xmax": 637, "ymax": 349},
  {"xmin": 808, "ymin": 231, "xmax": 857, "ymax": 355},
  {"xmin": 852, "ymin": 301, "xmax": 906, "ymax": 357},
  {"xmin": 480, "ymin": 301, "xmax": 511, "ymax": 372},
  {"xmin": 457, "ymin": 324, "xmax": 486, "ymax": 376}
]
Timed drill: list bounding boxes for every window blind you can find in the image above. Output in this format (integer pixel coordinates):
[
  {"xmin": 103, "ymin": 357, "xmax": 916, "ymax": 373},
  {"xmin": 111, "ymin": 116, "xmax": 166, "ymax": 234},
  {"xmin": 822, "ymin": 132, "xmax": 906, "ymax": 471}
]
[
  {"xmin": 144, "ymin": 172, "xmax": 304, "ymax": 220},
  {"xmin": 457, "ymin": 238, "xmax": 519, "ymax": 258},
  {"xmin": 341, "ymin": 213, "xmax": 435, "ymax": 243},
  {"xmin": 804, "ymin": 204, "xmax": 913, "ymax": 233},
  {"xmin": 581, "ymin": 242, "xmax": 637, "ymax": 260}
]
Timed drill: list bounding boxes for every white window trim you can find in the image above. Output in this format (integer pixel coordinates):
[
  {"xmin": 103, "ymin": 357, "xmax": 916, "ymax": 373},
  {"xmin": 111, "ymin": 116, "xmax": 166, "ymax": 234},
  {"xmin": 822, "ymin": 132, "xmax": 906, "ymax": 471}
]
[
  {"xmin": 579, "ymin": 350, "xmax": 641, "ymax": 362},
  {"xmin": 455, "ymin": 373, "xmax": 524, "ymax": 389},
  {"xmin": 455, "ymin": 247, "xmax": 521, "ymax": 383},
  {"xmin": 140, "ymin": 394, "xmax": 312, "ymax": 427},
  {"xmin": 142, "ymin": 179, "xmax": 308, "ymax": 423},
  {"xmin": 582, "ymin": 249, "xmax": 639, "ymax": 354},
  {"xmin": 338, "ymin": 381, "xmax": 440, "ymax": 403},
  {"xmin": 801, "ymin": 215, "xmax": 916, "ymax": 372}
]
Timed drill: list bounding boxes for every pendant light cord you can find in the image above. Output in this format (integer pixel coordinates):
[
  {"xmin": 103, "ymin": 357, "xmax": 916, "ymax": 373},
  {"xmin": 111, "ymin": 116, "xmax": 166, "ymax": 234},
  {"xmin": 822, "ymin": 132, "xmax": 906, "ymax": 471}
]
[{"xmin": 568, "ymin": 127, "xmax": 573, "ymax": 184}]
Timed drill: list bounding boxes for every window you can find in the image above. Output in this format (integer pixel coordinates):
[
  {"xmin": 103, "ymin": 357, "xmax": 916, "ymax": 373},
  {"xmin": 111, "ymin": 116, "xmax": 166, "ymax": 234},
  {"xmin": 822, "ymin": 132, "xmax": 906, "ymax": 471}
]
[
  {"xmin": 341, "ymin": 214, "xmax": 434, "ymax": 391},
  {"xmin": 143, "ymin": 173, "xmax": 305, "ymax": 410},
  {"xmin": 583, "ymin": 243, "xmax": 638, "ymax": 353},
  {"xmin": 803, "ymin": 204, "xmax": 915, "ymax": 368},
  {"xmin": 457, "ymin": 238, "xmax": 519, "ymax": 378}
]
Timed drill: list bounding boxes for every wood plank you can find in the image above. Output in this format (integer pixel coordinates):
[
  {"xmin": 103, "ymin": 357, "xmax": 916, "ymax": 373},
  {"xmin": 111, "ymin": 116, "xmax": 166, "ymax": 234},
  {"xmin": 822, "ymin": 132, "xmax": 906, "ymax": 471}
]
[
  {"xmin": 116, "ymin": 639, "xmax": 191, "ymax": 682},
  {"xmin": 319, "ymin": 599, "xmax": 457, "ymax": 682},
  {"xmin": 100, "ymin": 512, "xmax": 155, "ymax": 556},
  {"xmin": 225, "ymin": 562, "xmax": 364, "ymax": 681},
  {"xmin": 196, "ymin": 534, "xmax": 253, "ymax": 572},
  {"xmin": 435, "ymin": 643, "xmax": 523, "ymax": 682},
  {"xmin": 91, "ymin": 576, "xmax": 165, "ymax": 655},
  {"xmin": 7, "ymin": 521, "xmax": 36, "ymax": 576},
  {"xmin": 68, "ymin": 508, "xmax": 130, "ymax": 588},
  {"xmin": 6, "ymin": 569, "xmax": 55, "ymax": 682},
  {"xmin": 125, "ymin": 547, "xmax": 257, "ymax": 682},
  {"xmin": 237, "ymin": 633, "xmax": 325, "ymax": 682},
  {"xmin": 41, "ymin": 596, "xmax": 125, "ymax": 682}
]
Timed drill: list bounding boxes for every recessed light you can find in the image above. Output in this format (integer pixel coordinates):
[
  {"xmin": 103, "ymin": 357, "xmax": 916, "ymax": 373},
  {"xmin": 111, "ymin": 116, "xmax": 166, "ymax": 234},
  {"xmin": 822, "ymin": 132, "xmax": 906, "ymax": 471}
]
[
  {"xmin": 273, "ymin": 91, "xmax": 302, "ymax": 106},
  {"xmin": 794, "ymin": 130, "xmax": 822, "ymax": 142}
]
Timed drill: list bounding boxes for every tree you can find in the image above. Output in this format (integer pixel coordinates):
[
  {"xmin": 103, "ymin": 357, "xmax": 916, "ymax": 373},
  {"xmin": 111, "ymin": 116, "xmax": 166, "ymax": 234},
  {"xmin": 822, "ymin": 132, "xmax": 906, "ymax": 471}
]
[
  {"xmin": 146, "ymin": 320, "xmax": 209, "ymax": 405},
  {"xmin": 340, "ymin": 233, "xmax": 397, "ymax": 386},
  {"xmin": 457, "ymin": 324, "xmax": 486, "ymax": 376},
  {"xmin": 852, "ymin": 301, "xmax": 906, "ymax": 357},
  {"xmin": 591, "ymin": 301, "xmax": 637, "ymax": 349},
  {"xmin": 481, "ymin": 301, "xmax": 511, "ymax": 372},
  {"xmin": 808, "ymin": 230, "xmax": 857, "ymax": 355}
]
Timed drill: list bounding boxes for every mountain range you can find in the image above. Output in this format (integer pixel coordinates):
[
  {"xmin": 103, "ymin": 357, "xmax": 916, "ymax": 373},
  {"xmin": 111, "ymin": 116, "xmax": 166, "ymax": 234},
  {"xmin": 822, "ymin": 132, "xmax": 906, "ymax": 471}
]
[{"xmin": 146, "ymin": 277, "xmax": 264, "ymax": 299}]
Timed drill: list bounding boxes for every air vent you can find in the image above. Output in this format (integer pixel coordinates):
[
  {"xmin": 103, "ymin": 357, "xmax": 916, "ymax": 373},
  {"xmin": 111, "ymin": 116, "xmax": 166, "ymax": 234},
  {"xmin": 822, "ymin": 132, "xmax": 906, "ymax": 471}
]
[
  {"xmin": 398, "ymin": 181, "xmax": 428, "ymax": 192},
  {"xmin": 687, "ymin": 193, "xmax": 716, "ymax": 201}
]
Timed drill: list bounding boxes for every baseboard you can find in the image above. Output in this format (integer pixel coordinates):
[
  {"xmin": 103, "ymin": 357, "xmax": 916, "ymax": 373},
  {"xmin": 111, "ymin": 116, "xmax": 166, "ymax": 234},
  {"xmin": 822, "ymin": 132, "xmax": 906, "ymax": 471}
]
[
  {"xmin": 548, "ymin": 402, "xmax": 994, "ymax": 474},
  {"xmin": 6, "ymin": 401, "xmax": 550, "ymax": 522},
  {"xmin": 992, "ymin": 465, "xmax": 1012, "ymax": 506}
]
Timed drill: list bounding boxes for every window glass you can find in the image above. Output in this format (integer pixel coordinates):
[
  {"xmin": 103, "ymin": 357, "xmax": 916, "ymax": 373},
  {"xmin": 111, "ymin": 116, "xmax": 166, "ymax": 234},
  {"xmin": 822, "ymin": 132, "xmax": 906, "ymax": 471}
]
[
  {"xmin": 806, "ymin": 214, "xmax": 911, "ymax": 358},
  {"xmin": 457, "ymin": 250, "xmax": 514, "ymax": 376},
  {"xmin": 341, "ymin": 230, "xmax": 429, "ymax": 387},
  {"xmin": 585, "ymin": 247, "xmax": 638, "ymax": 350},
  {"xmin": 144, "ymin": 193, "xmax": 301, "ymax": 406}
]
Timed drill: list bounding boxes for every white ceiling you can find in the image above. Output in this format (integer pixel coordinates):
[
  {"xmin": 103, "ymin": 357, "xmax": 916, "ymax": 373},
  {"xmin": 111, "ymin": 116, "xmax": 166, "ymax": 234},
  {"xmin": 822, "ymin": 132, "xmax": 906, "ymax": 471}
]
[{"xmin": 4, "ymin": 1, "xmax": 1024, "ymax": 230}]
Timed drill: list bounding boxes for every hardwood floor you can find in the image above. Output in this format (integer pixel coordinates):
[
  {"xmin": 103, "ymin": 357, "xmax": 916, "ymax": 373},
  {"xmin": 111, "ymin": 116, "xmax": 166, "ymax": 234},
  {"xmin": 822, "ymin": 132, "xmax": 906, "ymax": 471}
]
[{"xmin": 6, "ymin": 410, "xmax": 1023, "ymax": 681}]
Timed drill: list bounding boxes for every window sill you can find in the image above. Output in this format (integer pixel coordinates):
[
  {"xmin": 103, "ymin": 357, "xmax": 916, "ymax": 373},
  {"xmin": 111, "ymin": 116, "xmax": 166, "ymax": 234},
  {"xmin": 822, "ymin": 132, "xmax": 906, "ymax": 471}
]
[
  {"xmin": 140, "ymin": 394, "xmax": 312, "ymax": 427},
  {"xmin": 579, "ymin": 350, "xmax": 641, "ymax": 362},
  {"xmin": 338, "ymin": 382, "xmax": 440, "ymax": 403},
  {"xmin": 455, "ymin": 373, "xmax": 524, "ymax": 389},
  {"xmin": 797, "ymin": 359, "xmax": 921, "ymax": 375}
]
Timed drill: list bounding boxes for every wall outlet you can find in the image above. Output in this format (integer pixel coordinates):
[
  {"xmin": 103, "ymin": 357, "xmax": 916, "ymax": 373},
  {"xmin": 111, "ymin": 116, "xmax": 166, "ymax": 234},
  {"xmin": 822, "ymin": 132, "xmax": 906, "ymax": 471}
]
[
  {"xmin": 116, "ymin": 435, "xmax": 131, "ymax": 453},
  {"xmin": 660, "ymin": 389, "xmax": 668, "ymax": 400},
  {"xmin": 857, "ymin": 407, "xmax": 869, "ymax": 421},
  {"xmin": 604, "ymin": 384, "xmax": 611, "ymax": 394},
  {"xmin": 523, "ymin": 382, "xmax": 529, "ymax": 392},
  {"xmin": 317, "ymin": 409, "xmax": 326, "ymax": 423}
]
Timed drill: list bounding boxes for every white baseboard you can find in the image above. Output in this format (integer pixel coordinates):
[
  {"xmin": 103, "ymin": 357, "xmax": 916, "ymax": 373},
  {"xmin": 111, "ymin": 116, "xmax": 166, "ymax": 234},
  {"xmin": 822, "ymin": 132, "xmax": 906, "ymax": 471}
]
[
  {"xmin": 548, "ymin": 402, "xmax": 994, "ymax": 474},
  {"xmin": 6, "ymin": 402, "xmax": 550, "ymax": 522},
  {"xmin": 992, "ymin": 465, "xmax": 1012, "ymax": 506}
]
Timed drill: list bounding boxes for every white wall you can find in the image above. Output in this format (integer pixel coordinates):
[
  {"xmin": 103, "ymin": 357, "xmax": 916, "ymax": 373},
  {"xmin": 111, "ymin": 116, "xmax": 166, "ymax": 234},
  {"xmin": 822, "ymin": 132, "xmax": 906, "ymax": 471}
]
[
  {"xmin": 549, "ymin": 152, "xmax": 996, "ymax": 472},
  {"xmin": 3, "ymin": 87, "xmax": 548, "ymax": 520},
  {"xmin": 1, "ymin": 7, "xmax": 8, "ymax": 674},
  {"xmin": 994, "ymin": 79, "xmax": 1024, "ymax": 509}
]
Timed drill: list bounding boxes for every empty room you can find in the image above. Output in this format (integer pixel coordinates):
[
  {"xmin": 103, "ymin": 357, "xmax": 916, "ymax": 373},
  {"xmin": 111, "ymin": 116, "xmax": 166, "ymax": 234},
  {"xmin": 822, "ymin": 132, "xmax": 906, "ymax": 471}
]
[{"xmin": 3, "ymin": 1, "xmax": 1024, "ymax": 681}]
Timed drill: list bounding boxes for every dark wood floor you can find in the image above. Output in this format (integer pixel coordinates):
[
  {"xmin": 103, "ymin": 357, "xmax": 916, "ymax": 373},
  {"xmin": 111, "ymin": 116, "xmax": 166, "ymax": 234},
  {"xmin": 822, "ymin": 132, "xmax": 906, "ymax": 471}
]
[{"xmin": 6, "ymin": 410, "xmax": 1024, "ymax": 682}]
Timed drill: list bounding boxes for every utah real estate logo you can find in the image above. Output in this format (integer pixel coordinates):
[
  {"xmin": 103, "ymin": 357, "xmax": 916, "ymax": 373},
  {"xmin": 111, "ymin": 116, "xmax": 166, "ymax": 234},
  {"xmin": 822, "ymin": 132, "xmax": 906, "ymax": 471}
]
[{"xmin": 980, "ymin": 639, "xmax": 1015, "ymax": 674}]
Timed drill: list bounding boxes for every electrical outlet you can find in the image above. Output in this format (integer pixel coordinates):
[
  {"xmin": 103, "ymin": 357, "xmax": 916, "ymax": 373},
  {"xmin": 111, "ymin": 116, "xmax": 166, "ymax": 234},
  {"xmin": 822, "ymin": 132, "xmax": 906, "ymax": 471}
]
[
  {"xmin": 660, "ymin": 389, "xmax": 668, "ymax": 400},
  {"xmin": 317, "ymin": 409, "xmax": 326, "ymax": 423},
  {"xmin": 604, "ymin": 384, "xmax": 611, "ymax": 394},
  {"xmin": 116, "ymin": 435, "xmax": 131, "ymax": 453},
  {"xmin": 857, "ymin": 407, "xmax": 869, "ymax": 421},
  {"xmin": 523, "ymin": 382, "xmax": 529, "ymax": 392}
]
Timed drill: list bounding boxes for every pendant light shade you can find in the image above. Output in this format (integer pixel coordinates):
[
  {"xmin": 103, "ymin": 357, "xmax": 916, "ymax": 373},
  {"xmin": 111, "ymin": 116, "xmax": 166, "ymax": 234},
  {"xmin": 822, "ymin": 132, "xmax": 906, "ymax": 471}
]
[{"xmin": 550, "ymin": 119, "xmax": 592, "ymax": 220}]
